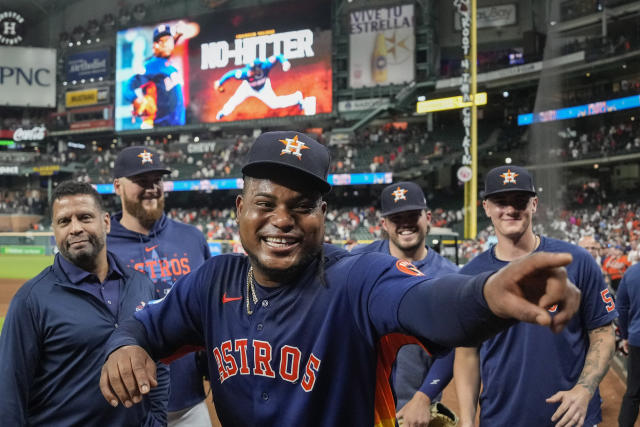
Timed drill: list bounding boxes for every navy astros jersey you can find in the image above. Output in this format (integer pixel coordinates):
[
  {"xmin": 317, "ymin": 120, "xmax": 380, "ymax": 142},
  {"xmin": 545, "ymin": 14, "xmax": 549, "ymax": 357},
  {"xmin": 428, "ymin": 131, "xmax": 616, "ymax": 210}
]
[
  {"xmin": 107, "ymin": 244, "xmax": 498, "ymax": 426},
  {"xmin": 460, "ymin": 236, "xmax": 617, "ymax": 427},
  {"xmin": 352, "ymin": 240, "xmax": 458, "ymax": 407}
]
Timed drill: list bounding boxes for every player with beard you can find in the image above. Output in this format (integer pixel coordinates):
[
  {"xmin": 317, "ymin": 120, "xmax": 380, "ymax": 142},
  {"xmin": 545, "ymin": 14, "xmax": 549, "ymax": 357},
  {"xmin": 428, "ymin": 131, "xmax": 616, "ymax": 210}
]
[
  {"xmin": 107, "ymin": 146, "xmax": 213, "ymax": 427},
  {"xmin": 352, "ymin": 182, "xmax": 458, "ymax": 426},
  {"xmin": 0, "ymin": 181, "xmax": 168, "ymax": 426}
]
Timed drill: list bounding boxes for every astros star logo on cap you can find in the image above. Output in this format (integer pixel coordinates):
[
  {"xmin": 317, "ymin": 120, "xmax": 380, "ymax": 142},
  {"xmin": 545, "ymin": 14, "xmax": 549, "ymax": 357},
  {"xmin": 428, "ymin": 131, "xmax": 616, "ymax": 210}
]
[
  {"xmin": 137, "ymin": 149, "xmax": 154, "ymax": 164},
  {"xmin": 279, "ymin": 135, "xmax": 309, "ymax": 160},
  {"xmin": 391, "ymin": 186, "xmax": 408, "ymax": 202},
  {"xmin": 500, "ymin": 169, "xmax": 518, "ymax": 185}
]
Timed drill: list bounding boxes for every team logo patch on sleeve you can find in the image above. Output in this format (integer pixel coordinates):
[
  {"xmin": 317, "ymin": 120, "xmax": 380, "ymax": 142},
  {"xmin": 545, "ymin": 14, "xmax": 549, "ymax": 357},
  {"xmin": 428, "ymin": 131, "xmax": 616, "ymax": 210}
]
[{"xmin": 395, "ymin": 259, "xmax": 424, "ymax": 276}]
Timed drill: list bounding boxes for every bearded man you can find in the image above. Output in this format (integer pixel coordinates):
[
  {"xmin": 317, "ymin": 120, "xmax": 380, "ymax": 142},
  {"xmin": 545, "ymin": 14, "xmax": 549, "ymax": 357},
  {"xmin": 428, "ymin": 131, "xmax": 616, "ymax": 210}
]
[{"xmin": 108, "ymin": 146, "xmax": 213, "ymax": 426}]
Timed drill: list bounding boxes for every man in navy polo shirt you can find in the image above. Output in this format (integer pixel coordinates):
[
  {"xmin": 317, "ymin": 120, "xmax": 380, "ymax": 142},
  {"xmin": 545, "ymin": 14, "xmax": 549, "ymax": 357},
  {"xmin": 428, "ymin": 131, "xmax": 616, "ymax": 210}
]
[
  {"xmin": 0, "ymin": 181, "xmax": 168, "ymax": 426},
  {"xmin": 352, "ymin": 181, "xmax": 458, "ymax": 426},
  {"xmin": 107, "ymin": 146, "xmax": 213, "ymax": 426}
]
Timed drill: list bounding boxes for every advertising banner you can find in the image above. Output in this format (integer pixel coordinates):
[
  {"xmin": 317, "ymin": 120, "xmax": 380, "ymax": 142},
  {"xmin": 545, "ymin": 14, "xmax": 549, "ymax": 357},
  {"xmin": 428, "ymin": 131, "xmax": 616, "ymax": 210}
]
[
  {"xmin": 338, "ymin": 97, "xmax": 390, "ymax": 112},
  {"xmin": 0, "ymin": 46, "xmax": 56, "ymax": 107},
  {"xmin": 0, "ymin": 245, "xmax": 45, "ymax": 255},
  {"xmin": 115, "ymin": 0, "xmax": 332, "ymax": 131},
  {"xmin": 454, "ymin": 4, "xmax": 517, "ymax": 30},
  {"xmin": 66, "ymin": 87, "xmax": 109, "ymax": 108},
  {"xmin": 349, "ymin": 4, "xmax": 414, "ymax": 88},
  {"xmin": 65, "ymin": 50, "xmax": 109, "ymax": 81}
]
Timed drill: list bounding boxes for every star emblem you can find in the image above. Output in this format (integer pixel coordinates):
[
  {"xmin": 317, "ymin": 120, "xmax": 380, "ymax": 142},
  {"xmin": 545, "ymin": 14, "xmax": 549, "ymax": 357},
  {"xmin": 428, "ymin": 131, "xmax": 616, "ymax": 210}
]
[
  {"xmin": 137, "ymin": 149, "xmax": 153, "ymax": 164},
  {"xmin": 391, "ymin": 186, "xmax": 408, "ymax": 202},
  {"xmin": 500, "ymin": 169, "xmax": 518, "ymax": 184},
  {"xmin": 279, "ymin": 135, "xmax": 310, "ymax": 160}
]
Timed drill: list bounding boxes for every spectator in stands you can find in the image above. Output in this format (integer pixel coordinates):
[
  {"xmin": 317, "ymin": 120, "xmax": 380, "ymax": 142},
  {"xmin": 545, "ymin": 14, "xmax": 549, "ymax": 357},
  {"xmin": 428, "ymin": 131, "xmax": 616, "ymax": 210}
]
[
  {"xmin": 603, "ymin": 245, "xmax": 631, "ymax": 292},
  {"xmin": 578, "ymin": 235, "xmax": 602, "ymax": 263}
]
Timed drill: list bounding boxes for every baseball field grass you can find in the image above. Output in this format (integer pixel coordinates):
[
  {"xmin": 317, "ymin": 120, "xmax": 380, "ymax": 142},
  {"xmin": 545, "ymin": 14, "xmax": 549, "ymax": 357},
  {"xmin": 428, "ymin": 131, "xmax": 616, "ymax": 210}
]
[{"xmin": 0, "ymin": 254, "xmax": 54, "ymax": 279}]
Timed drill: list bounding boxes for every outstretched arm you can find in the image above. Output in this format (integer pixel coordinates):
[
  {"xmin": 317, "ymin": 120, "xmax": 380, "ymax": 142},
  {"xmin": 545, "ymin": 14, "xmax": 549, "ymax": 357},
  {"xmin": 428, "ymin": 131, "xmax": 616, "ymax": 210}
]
[
  {"xmin": 271, "ymin": 54, "xmax": 291, "ymax": 71},
  {"xmin": 99, "ymin": 262, "xmax": 210, "ymax": 408},
  {"xmin": 454, "ymin": 347, "xmax": 481, "ymax": 427},
  {"xmin": 397, "ymin": 252, "xmax": 580, "ymax": 350},
  {"xmin": 546, "ymin": 323, "xmax": 615, "ymax": 427},
  {"xmin": 215, "ymin": 67, "xmax": 246, "ymax": 91}
]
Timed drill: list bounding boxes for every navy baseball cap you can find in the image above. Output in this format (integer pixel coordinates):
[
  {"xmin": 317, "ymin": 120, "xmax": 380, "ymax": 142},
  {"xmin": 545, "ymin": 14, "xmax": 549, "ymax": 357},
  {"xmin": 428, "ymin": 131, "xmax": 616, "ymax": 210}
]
[
  {"xmin": 380, "ymin": 181, "xmax": 428, "ymax": 216},
  {"xmin": 153, "ymin": 24, "xmax": 174, "ymax": 42},
  {"xmin": 242, "ymin": 131, "xmax": 331, "ymax": 194},
  {"xmin": 113, "ymin": 146, "xmax": 171, "ymax": 178},
  {"xmin": 483, "ymin": 165, "xmax": 536, "ymax": 199}
]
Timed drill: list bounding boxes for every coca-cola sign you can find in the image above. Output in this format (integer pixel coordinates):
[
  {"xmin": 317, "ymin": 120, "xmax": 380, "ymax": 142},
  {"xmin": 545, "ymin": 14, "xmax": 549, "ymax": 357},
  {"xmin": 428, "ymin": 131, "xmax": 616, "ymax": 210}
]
[{"xmin": 13, "ymin": 126, "xmax": 46, "ymax": 141}]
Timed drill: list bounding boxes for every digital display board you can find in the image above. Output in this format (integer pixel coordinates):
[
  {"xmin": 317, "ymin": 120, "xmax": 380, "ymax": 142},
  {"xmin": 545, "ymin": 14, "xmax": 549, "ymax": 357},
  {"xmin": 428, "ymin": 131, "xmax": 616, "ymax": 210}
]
[
  {"xmin": 115, "ymin": 0, "xmax": 332, "ymax": 131},
  {"xmin": 518, "ymin": 94, "xmax": 640, "ymax": 126},
  {"xmin": 94, "ymin": 173, "xmax": 392, "ymax": 194}
]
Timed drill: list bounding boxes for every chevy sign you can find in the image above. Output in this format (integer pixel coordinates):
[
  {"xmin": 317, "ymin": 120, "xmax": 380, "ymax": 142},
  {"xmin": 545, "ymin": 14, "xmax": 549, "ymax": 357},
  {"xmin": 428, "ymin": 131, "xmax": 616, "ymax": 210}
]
[{"xmin": 0, "ymin": 46, "xmax": 56, "ymax": 107}]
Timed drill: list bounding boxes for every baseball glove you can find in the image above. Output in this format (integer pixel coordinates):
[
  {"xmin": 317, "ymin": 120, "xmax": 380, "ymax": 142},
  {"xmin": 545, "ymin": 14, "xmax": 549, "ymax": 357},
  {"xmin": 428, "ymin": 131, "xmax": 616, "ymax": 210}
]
[
  {"xmin": 428, "ymin": 402, "xmax": 458, "ymax": 427},
  {"xmin": 132, "ymin": 82, "xmax": 158, "ymax": 128},
  {"xmin": 133, "ymin": 94, "xmax": 157, "ymax": 118}
]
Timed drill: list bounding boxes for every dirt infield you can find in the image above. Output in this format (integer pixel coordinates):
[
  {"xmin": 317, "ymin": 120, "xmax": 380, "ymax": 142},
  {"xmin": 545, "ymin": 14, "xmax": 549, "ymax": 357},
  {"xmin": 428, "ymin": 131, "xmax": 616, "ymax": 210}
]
[
  {"xmin": 0, "ymin": 278, "xmax": 23, "ymax": 318},
  {"xmin": 1, "ymin": 277, "xmax": 630, "ymax": 425}
]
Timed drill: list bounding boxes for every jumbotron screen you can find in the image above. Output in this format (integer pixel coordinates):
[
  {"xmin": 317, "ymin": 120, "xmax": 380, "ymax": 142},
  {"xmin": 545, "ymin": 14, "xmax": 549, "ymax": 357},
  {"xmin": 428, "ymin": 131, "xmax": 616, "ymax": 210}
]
[{"xmin": 115, "ymin": 0, "xmax": 332, "ymax": 131}]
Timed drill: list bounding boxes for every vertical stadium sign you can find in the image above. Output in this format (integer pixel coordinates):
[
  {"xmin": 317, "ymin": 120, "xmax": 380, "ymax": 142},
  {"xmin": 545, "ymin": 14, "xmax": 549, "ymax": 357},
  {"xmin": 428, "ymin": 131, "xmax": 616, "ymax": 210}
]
[{"xmin": 456, "ymin": 0, "xmax": 472, "ymax": 171}]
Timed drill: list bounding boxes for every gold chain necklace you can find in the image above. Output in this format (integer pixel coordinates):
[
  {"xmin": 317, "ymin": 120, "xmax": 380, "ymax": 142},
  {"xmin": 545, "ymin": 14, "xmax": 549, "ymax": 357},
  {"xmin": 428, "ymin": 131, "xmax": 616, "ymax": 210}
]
[{"xmin": 246, "ymin": 267, "xmax": 258, "ymax": 315}]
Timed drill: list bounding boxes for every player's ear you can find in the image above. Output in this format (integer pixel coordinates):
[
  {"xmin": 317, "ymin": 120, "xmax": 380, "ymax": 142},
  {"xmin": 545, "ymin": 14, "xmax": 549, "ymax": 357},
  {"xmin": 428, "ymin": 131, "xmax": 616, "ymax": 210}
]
[
  {"xmin": 103, "ymin": 211, "xmax": 111, "ymax": 234},
  {"xmin": 113, "ymin": 178, "xmax": 122, "ymax": 196},
  {"xmin": 381, "ymin": 217, "xmax": 389, "ymax": 233},
  {"xmin": 424, "ymin": 209, "xmax": 432, "ymax": 224},
  {"xmin": 236, "ymin": 194, "xmax": 244, "ymax": 219},
  {"xmin": 531, "ymin": 196, "xmax": 538, "ymax": 213},
  {"xmin": 482, "ymin": 199, "xmax": 491, "ymax": 218}
]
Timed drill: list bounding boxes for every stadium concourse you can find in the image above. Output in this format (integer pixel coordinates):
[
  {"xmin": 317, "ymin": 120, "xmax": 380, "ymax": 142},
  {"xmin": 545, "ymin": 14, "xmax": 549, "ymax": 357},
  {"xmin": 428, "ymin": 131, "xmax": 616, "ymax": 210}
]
[{"xmin": 2, "ymin": 0, "xmax": 640, "ymax": 425}]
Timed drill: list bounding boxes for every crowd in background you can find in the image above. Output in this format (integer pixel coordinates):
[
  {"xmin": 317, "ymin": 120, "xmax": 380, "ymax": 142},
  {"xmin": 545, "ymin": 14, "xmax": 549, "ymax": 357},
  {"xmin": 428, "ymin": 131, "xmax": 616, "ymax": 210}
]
[{"xmin": 2, "ymin": 184, "xmax": 640, "ymax": 290}]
